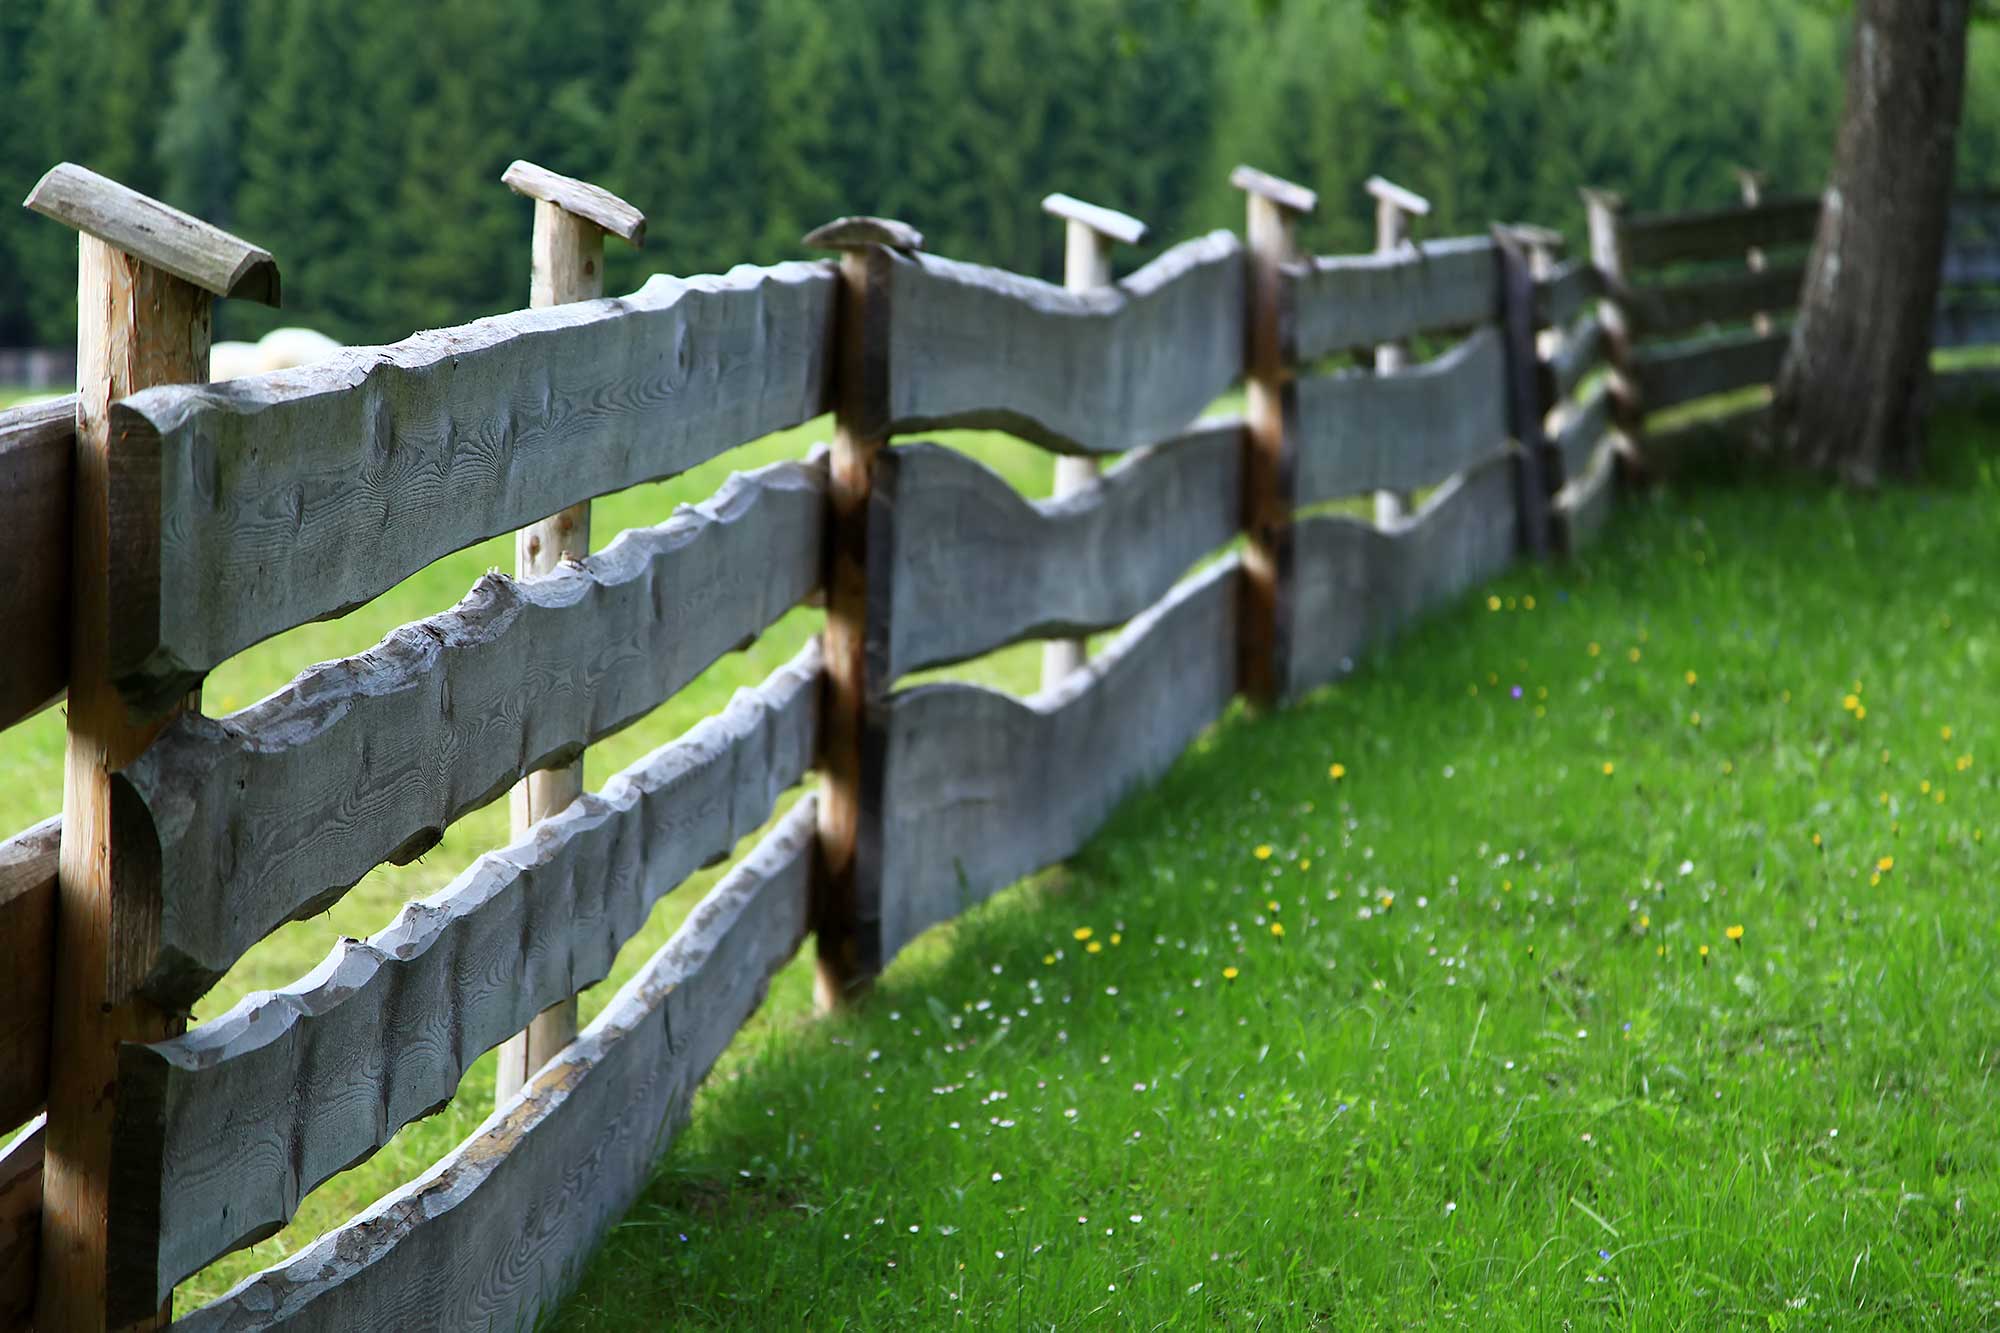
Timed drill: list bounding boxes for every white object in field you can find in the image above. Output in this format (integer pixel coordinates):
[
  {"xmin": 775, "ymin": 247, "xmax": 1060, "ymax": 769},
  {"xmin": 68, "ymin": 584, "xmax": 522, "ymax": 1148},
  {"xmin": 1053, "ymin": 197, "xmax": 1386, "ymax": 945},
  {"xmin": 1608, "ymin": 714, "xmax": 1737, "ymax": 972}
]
[{"xmin": 211, "ymin": 326, "xmax": 341, "ymax": 381}]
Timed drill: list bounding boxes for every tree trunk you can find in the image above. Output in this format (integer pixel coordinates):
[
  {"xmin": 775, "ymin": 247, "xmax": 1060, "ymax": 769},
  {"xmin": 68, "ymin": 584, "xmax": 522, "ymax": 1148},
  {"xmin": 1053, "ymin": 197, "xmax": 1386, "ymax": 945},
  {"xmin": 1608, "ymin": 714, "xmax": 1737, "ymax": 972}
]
[{"xmin": 1772, "ymin": 0, "xmax": 1971, "ymax": 486}]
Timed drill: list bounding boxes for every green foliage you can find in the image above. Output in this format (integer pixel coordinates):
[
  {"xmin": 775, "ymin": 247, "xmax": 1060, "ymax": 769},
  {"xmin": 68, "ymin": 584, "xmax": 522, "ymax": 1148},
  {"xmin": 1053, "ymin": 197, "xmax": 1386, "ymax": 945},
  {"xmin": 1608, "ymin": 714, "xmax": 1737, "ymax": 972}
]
[{"xmin": 2, "ymin": 0, "xmax": 1998, "ymax": 346}]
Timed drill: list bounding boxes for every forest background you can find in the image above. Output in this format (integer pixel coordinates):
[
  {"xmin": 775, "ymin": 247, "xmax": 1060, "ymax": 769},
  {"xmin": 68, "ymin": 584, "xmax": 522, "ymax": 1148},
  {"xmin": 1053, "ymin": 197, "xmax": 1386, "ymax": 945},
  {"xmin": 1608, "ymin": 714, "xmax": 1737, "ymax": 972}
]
[{"xmin": 3, "ymin": 0, "xmax": 1996, "ymax": 348}]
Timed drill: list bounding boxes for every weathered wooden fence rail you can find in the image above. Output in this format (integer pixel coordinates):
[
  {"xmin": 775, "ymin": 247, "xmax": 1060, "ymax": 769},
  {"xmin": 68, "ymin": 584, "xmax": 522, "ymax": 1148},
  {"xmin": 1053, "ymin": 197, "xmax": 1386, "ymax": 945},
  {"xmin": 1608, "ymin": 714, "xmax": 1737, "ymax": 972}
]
[{"xmin": 0, "ymin": 162, "xmax": 1993, "ymax": 1331}]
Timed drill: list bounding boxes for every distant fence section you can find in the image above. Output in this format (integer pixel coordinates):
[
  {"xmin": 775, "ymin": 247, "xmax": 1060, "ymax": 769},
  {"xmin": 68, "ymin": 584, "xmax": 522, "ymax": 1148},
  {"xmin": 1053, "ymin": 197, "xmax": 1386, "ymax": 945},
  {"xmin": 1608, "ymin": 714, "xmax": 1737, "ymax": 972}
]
[{"xmin": 0, "ymin": 162, "xmax": 1992, "ymax": 1332}]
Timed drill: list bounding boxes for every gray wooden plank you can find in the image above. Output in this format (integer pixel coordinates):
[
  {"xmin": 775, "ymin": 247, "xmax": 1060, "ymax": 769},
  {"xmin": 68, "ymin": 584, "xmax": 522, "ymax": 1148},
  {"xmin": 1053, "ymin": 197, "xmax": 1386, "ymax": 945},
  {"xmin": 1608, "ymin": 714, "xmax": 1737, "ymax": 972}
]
[
  {"xmin": 1625, "ymin": 264, "xmax": 1805, "ymax": 337},
  {"xmin": 120, "ymin": 644, "xmax": 818, "ymax": 1302},
  {"xmin": 877, "ymin": 559, "xmax": 1239, "ymax": 962},
  {"xmin": 1934, "ymin": 301, "xmax": 2000, "ymax": 350},
  {"xmin": 882, "ymin": 232, "xmax": 1244, "ymax": 455},
  {"xmin": 1550, "ymin": 313, "xmax": 1605, "ymax": 402},
  {"xmin": 1534, "ymin": 258, "xmax": 1601, "ymax": 331},
  {"xmin": 1555, "ymin": 383, "xmax": 1614, "ymax": 481},
  {"xmin": 0, "ymin": 396, "xmax": 74, "ymax": 732},
  {"xmin": 1940, "ymin": 243, "xmax": 2000, "ymax": 285},
  {"xmin": 173, "ymin": 797, "xmax": 817, "ymax": 1333},
  {"xmin": 1291, "ymin": 235, "xmax": 1497, "ymax": 362},
  {"xmin": 1553, "ymin": 440, "xmax": 1618, "ymax": 554},
  {"xmin": 105, "ymin": 261, "xmax": 836, "ymax": 710},
  {"xmin": 0, "ymin": 1114, "xmax": 41, "ymax": 1328},
  {"xmin": 1634, "ymin": 332, "xmax": 1788, "ymax": 413},
  {"xmin": 879, "ymin": 420, "xmax": 1243, "ymax": 680},
  {"xmin": 1288, "ymin": 450, "xmax": 1519, "ymax": 697},
  {"xmin": 121, "ymin": 457, "xmax": 826, "ymax": 1007},
  {"xmin": 1622, "ymin": 197, "xmax": 1821, "ymax": 269},
  {"xmin": 0, "ymin": 817, "xmax": 60, "ymax": 1132},
  {"xmin": 1293, "ymin": 326, "xmax": 1509, "ymax": 507}
]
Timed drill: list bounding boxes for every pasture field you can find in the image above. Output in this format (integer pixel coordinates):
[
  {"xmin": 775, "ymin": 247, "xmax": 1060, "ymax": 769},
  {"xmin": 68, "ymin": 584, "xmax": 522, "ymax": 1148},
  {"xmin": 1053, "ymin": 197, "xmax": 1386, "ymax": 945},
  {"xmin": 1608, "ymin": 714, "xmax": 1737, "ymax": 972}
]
[{"xmin": 546, "ymin": 411, "xmax": 2000, "ymax": 1328}]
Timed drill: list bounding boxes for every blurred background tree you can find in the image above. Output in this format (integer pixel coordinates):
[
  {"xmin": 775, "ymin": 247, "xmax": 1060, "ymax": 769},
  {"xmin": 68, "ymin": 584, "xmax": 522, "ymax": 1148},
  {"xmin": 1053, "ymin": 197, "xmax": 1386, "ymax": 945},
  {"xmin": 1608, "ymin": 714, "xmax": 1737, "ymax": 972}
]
[{"xmin": 1, "ymin": 0, "xmax": 1992, "ymax": 352}]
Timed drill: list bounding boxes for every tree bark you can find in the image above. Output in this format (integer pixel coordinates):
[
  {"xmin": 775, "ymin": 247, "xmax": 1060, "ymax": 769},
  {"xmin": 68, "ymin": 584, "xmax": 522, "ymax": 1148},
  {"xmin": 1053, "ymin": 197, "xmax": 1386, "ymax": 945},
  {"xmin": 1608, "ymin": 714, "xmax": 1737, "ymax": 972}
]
[{"xmin": 1772, "ymin": 0, "xmax": 1971, "ymax": 486}]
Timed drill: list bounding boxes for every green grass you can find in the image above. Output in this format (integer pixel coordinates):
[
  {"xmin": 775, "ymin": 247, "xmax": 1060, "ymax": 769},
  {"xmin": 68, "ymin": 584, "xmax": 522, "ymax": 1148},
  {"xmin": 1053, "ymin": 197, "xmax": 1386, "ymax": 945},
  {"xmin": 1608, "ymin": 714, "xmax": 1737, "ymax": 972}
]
[{"xmin": 546, "ymin": 411, "xmax": 2000, "ymax": 1329}]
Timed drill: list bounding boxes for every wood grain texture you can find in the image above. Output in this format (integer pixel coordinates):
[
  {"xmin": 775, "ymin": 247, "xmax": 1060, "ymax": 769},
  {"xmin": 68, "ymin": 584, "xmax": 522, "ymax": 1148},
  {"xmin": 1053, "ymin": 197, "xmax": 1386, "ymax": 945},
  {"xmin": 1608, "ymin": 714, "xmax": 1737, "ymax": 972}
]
[
  {"xmin": 879, "ymin": 421, "xmax": 1243, "ymax": 679},
  {"xmin": 0, "ymin": 396, "xmax": 74, "ymax": 732},
  {"xmin": 0, "ymin": 1115, "xmax": 42, "ymax": 1328},
  {"xmin": 174, "ymin": 797, "xmax": 817, "ymax": 1333},
  {"xmin": 25, "ymin": 164, "xmax": 279, "ymax": 304},
  {"xmin": 881, "ymin": 232, "xmax": 1244, "ymax": 455},
  {"xmin": 1624, "ymin": 264, "xmax": 1806, "ymax": 336},
  {"xmin": 1633, "ymin": 333, "xmax": 1788, "ymax": 414},
  {"xmin": 1621, "ymin": 196, "xmax": 1821, "ymax": 269},
  {"xmin": 1934, "ymin": 300, "xmax": 2000, "ymax": 350},
  {"xmin": 1293, "ymin": 326, "xmax": 1508, "ymax": 507},
  {"xmin": 1287, "ymin": 450, "xmax": 1519, "ymax": 698},
  {"xmin": 876, "ymin": 559, "xmax": 1239, "ymax": 962},
  {"xmin": 1550, "ymin": 314, "xmax": 1606, "ymax": 402},
  {"xmin": 1555, "ymin": 384, "xmax": 1614, "ymax": 481},
  {"xmin": 120, "ymin": 644, "xmax": 818, "ymax": 1301},
  {"xmin": 0, "ymin": 817, "xmax": 59, "ymax": 1133},
  {"xmin": 1534, "ymin": 258, "xmax": 1601, "ymax": 330},
  {"xmin": 501, "ymin": 161, "xmax": 646, "ymax": 245},
  {"xmin": 1290, "ymin": 236, "xmax": 1496, "ymax": 362},
  {"xmin": 119, "ymin": 457, "xmax": 826, "ymax": 1006},
  {"xmin": 105, "ymin": 261, "xmax": 835, "ymax": 710}
]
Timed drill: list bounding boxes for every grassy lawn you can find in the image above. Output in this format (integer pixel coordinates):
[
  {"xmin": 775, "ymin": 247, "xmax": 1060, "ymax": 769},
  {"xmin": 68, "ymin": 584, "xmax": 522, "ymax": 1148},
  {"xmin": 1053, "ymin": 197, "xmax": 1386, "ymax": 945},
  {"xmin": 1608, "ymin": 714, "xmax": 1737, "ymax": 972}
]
[{"xmin": 546, "ymin": 410, "xmax": 2000, "ymax": 1329}]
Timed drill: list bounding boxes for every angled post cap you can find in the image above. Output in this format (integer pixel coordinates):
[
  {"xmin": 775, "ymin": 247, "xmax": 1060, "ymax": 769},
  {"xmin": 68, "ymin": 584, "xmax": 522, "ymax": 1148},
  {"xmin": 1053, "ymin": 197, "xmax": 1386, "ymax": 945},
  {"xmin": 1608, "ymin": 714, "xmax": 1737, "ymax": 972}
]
[
  {"xmin": 1730, "ymin": 164, "xmax": 1769, "ymax": 192},
  {"xmin": 1365, "ymin": 175, "xmax": 1432, "ymax": 218},
  {"xmin": 1040, "ymin": 193, "xmax": 1148, "ymax": 247},
  {"xmin": 1500, "ymin": 222, "xmax": 1565, "ymax": 251},
  {"xmin": 1229, "ymin": 164, "xmax": 1317, "ymax": 216},
  {"xmin": 802, "ymin": 216, "xmax": 924, "ymax": 253},
  {"xmin": 25, "ymin": 162, "xmax": 280, "ymax": 305},
  {"xmin": 1579, "ymin": 186, "xmax": 1626, "ymax": 212},
  {"xmin": 502, "ymin": 160, "xmax": 646, "ymax": 247}
]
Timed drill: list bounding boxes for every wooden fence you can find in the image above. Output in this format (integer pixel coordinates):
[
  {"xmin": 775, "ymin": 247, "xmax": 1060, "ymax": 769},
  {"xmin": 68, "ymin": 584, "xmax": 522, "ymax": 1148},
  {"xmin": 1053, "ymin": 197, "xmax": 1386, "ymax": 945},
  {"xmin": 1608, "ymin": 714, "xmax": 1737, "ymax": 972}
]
[{"xmin": 0, "ymin": 162, "xmax": 1990, "ymax": 1331}]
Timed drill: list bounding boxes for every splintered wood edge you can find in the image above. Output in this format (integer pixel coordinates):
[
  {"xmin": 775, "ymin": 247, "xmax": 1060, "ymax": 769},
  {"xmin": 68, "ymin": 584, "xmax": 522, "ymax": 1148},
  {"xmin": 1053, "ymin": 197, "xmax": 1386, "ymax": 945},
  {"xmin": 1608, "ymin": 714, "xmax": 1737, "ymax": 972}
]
[
  {"xmin": 1229, "ymin": 165, "xmax": 1318, "ymax": 215},
  {"xmin": 501, "ymin": 161, "xmax": 646, "ymax": 246},
  {"xmin": 1366, "ymin": 176, "xmax": 1432, "ymax": 217},
  {"xmin": 25, "ymin": 163, "xmax": 280, "ymax": 305},
  {"xmin": 1040, "ymin": 193, "xmax": 1148, "ymax": 246},
  {"xmin": 802, "ymin": 216, "xmax": 925, "ymax": 252}
]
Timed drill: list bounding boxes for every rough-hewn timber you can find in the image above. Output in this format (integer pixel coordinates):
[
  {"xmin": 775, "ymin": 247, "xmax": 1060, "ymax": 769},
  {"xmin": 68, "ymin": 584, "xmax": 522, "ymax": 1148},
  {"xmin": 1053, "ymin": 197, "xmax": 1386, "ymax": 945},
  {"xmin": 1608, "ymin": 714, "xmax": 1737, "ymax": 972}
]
[
  {"xmin": 105, "ymin": 261, "xmax": 835, "ymax": 710},
  {"xmin": 1287, "ymin": 450, "xmax": 1519, "ymax": 697},
  {"xmin": 175, "ymin": 797, "xmax": 817, "ymax": 1333},
  {"xmin": 1621, "ymin": 197, "xmax": 1822, "ymax": 268},
  {"xmin": 1552, "ymin": 439, "xmax": 1618, "ymax": 554},
  {"xmin": 1550, "ymin": 314, "xmax": 1606, "ymax": 402},
  {"xmin": 1634, "ymin": 333, "xmax": 1788, "ymax": 414},
  {"xmin": 119, "ymin": 457, "xmax": 826, "ymax": 1005},
  {"xmin": 878, "ymin": 422, "xmax": 1243, "ymax": 679},
  {"xmin": 1624, "ymin": 264, "xmax": 1806, "ymax": 336},
  {"xmin": 0, "ymin": 397, "xmax": 74, "ymax": 731},
  {"xmin": 877, "ymin": 559, "xmax": 1239, "ymax": 962},
  {"xmin": 1293, "ymin": 326, "xmax": 1508, "ymax": 507},
  {"xmin": 0, "ymin": 818, "xmax": 59, "ymax": 1131},
  {"xmin": 1290, "ymin": 236, "xmax": 1497, "ymax": 362},
  {"xmin": 881, "ymin": 232, "xmax": 1244, "ymax": 455},
  {"xmin": 118, "ymin": 645, "xmax": 818, "ymax": 1301},
  {"xmin": 1534, "ymin": 258, "xmax": 1601, "ymax": 331},
  {"xmin": 0, "ymin": 1116, "xmax": 42, "ymax": 1328},
  {"xmin": 1555, "ymin": 384, "xmax": 1614, "ymax": 481},
  {"xmin": 26, "ymin": 164, "xmax": 280, "ymax": 304}
]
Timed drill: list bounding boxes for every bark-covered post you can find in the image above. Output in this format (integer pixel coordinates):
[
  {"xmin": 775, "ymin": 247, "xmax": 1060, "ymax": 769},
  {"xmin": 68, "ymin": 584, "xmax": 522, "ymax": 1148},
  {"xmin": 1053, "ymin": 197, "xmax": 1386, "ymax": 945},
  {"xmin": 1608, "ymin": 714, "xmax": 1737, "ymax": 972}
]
[
  {"xmin": 24, "ymin": 163, "xmax": 280, "ymax": 1332},
  {"xmin": 493, "ymin": 161, "xmax": 646, "ymax": 1108},
  {"xmin": 1230, "ymin": 165, "xmax": 1316, "ymax": 708},
  {"xmin": 1038, "ymin": 192, "xmax": 1147, "ymax": 689},
  {"xmin": 1366, "ymin": 176, "xmax": 1429, "ymax": 525},
  {"xmin": 1733, "ymin": 166, "xmax": 1774, "ymax": 336},
  {"xmin": 1582, "ymin": 188, "xmax": 1641, "ymax": 453},
  {"xmin": 1494, "ymin": 226, "xmax": 1554, "ymax": 560},
  {"xmin": 803, "ymin": 216, "xmax": 922, "ymax": 1010}
]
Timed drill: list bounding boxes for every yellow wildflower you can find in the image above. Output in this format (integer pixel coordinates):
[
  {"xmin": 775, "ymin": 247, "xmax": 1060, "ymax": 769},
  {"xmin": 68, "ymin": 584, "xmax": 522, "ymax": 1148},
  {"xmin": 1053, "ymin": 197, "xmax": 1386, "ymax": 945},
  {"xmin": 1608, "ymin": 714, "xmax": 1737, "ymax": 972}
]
[
  {"xmin": 1487, "ymin": 595, "xmax": 1502, "ymax": 612},
  {"xmin": 1878, "ymin": 855, "xmax": 1894, "ymax": 872},
  {"xmin": 1628, "ymin": 647, "xmax": 1642, "ymax": 663},
  {"xmin": 1685, "ymin": 670, "xmax": 1698, "ymax": 686},
  {"xmin": 1725, "ymin": 924, "xmax": 1744, "ymax": 942},
  {"xmin": 1942, "ymin": 725, "xmax": 1954, "ymax": 742},
  {"xmin": 1270, "ymin": 922, "xmax": 1285, "ymax": 938},
  {"xmin": 1110, "ymin": 933, "xmax": 1122, "ymax": 946},
  {"xmin": 1958, "ymin": 754, "xmax": 1973, "ymax": 772},
  {"xmin": 1588, "ymin": 642, "xmax": 1601, "ymax": 657},
  {"xmin": 1085, "ymin": 940, "xmax": 1102, "ymax": 954},
  {"xmin": 1223, "ymin": 966, "xmax": 1239, "ymax": 981},
  {"xmin": 1074, "ymin": 926, "xmax": 1094, "ymax": 941},
  {"xmin": 1299, "ymin": 859, "xmax": 1312, "ymax": 871},
  {"xmin": 1602, "ymin": 761, "xmax": 1616, "ymax": 776},
  {"xmin": 1267, "ymin": 900, "xmax": 1280, "ymax": 913},
  {"xmin": 1329, "ymin": 763, "xmax": 1346, "ymax": 780},
  {"xmin": 1254, "ymin": 845, "xmax": 1273, "ymax": 861}
]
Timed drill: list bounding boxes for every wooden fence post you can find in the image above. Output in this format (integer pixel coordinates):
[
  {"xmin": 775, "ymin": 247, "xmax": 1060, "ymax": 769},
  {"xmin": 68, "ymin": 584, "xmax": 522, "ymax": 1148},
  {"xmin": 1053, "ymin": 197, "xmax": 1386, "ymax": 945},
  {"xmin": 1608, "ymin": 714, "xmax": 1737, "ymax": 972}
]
[
  {"xmin": 1494, "ymin": 226, "xmax": 1555, "ymax": 559},
  {"xmin": 802, "ymin": 216, "xmax": 923, "ymax": 1010},
  {"xmin": 1582, "ymin": 188, "xmax": 1642, "ymax": 453},
  {"xmin": 1230, "ymin": 165, "xmax": 1316, "ymax": 708},
  {"xmin": 1366, "ymin": 176, "xmax": 1429, "ymax": 526},
  {"xmin": 492, "ymin": 161, "xmax": 646, "ymax": 1108},
  {"xmin": 1733, "ymin": 165, "xmax": 1774, "ymax": 335},
  {"xmin": 1038, "ymin": 192, "xmax": 1148, "ymax": 689},
  {"xmin": 24, "ymin": 163, "xmax": 279, "ymax": 1332}
]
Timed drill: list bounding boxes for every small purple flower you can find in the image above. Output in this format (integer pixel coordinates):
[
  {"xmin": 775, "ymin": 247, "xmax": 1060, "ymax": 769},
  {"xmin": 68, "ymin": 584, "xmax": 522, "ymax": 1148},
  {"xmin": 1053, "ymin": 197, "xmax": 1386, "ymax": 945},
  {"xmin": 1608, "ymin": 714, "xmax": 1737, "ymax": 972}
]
[
  {"xmin": 1511, "ymin": 685, "xmax": 1524, "ymax": 699},
  {"xmin": 1598, "ymin": 1249, "xmax": 1611, "ymax": 1262}
]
